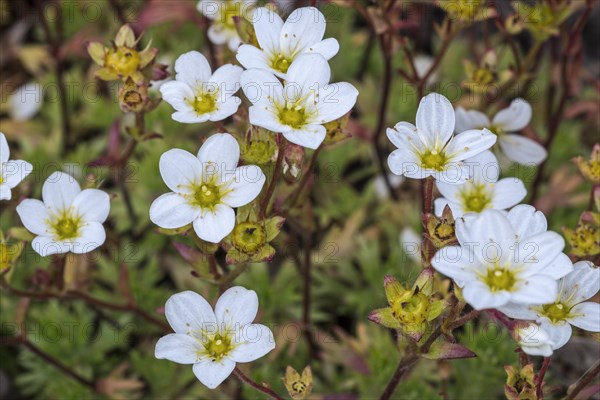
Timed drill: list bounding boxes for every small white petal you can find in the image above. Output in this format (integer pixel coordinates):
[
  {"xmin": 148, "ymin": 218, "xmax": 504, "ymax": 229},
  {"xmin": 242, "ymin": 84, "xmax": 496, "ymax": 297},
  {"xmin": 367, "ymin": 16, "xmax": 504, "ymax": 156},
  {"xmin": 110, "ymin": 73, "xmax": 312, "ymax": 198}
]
[
  {"xmin": 510, "ymin": 275, "xmax": 558, "ymax": 304},
  {"xmin": 308, "ymin": 38, "xmax": 339, "ymax": 60},
  {"xmin": 197, "ymin": 133, "xmax": 240, "ymax": 174},
  {"xmin": 209, "ymin": 96, "xmax": 241, "ymax": 121},
  {"xmin": 387, "ymin": 147, "xmax": 423, "ymax": 178},
  {"xmin": 568, "ymin": 302, "xmax": 600, "ymax": 332},
  {"xmin": 215, "ymin": 286, "xmax": 259, "ymax": 328},
  {"xmin": 445, "ymin": 129, "xmax": 497, "ymax": 162},
  {"xmin": 434, "ymin": 164, "xmax": 470, "ymax": 185},
  {"xmin": 193, "ymin": 204, "xmax": 235, "ymax": 243},
  {"xmin": 432, "ymin": 245, "xmax": 481, "ymax": 282},
  {"xmin": 159, "ymin": 149, "xmax": 204, "ymax": 193},
  {"xmin": 71, "ymin": 189, "xmax": 110, "ymax": 223},
  {"xmin": 454, "ymin": 107, "xmax": 490, "ymax": 133},
  {"xmin": 516, "ymin": 231, "xmax": 564, "ymax": 276},
  {"xmin": 436, "ymin": 181, "xmax": 462, "ymax": 204},
  {"xmin": 159, "ymin": 81, "xmax": 195, "ymax": 112},
  {"xmin": 544, "ymin": 252, "xmax": 574, "ymax": 280},
  {"xmin": 155, "ymin": 333, "xmax": 202, "ymax": 364},
  {"xmin": 507, "ymin": 204, "xmax": 547, "ymax": 240},
  {"xmin": 415, "ymin": 93, "xmax": 455, "ymax": 146},
  {"xmin": 281, "ymin": 125, "xmax": 326, "ymax": 149},
  {"xmin": 464, "ymin": 209, "xmax": 516, "ymax": 265},
  {"xmin": 492, "ymin": 98, "xmax": 532, "ymax": 132},
  {"xmin": 149, "ymin": 193, "xmax": 199, "ymax": 229},
  {"xmin": 209, "ymin": 64, "xmax": 243, "ymax": 100},
  {"xmin": 241, "ymin": 69, "xmax": 284, "ymax": 106},
  {"xmin": 236, "ymin": 44, "xmax": 271, "ymax": 71},
  {"xmin": 16, "ymin": 199, "xmax": 50, "ymax": 236},
  {"xmin": 172, "ymin": 110, "xmax": 210, "ymax": 124},
  {"xmin": 165, "ymin": 291, "xmax": 217, "ymax": 334},
  {"xmin": 32, "ymin": 236, "xmax": 71, "ymax": 256},
  {"xmin": 312, "ymin": 82, "xmax": 358, "ymax": 124},
  {"xmin": 253, "ymin": 7, "xmax": 284, "ymax": 53},
  {"xmin": 286, "ymin": 53, "xmax": 331, "ymax": 96},
  {"xmin": 0, "ymin": 185, "xmax": 10, "ymax": 200},
  {"xmin": 174, "ymin": 51, "xmax": 212, "ymax": 90},
  {"xmin": 280, "ymin": 7, "xmax": 326, "ymax": 58},
  {"xmin": 490, "ymin": 178, "xmax": 527, "ymax": 210},
  {"xmin": 230, "ymin": 324, "xmax": 276, "ymax": 362},
  {"xmin": 562, "ymin": 261, "xmax": 600, "ymax": 303},
  {"xmin": 464, "ymin": 150, "xmax": 499, "ymax": 184},
  {"xmin": 42, "ymin": 172, "xmax": 81, "ymax": 212},
  {"xmin": 463, "ymin": 281, "xmax": 511, "ymax": 310},
  {"xmin": 498, "ymin": 134, "xmax": 547, "ymax": 166},
  {"xmin": 540, "ymin": 320, "xmax": 572, "ymax": 350},
  {"xmin": 9, "ymin": 82, "xmax": 43, "ymax": 121},
  {"xmin": 0, "ymin": 133, "xmax": 9, "ymax": 163},
  {"xmin": 222, "ymin": 166, "xmax": 266, "ymax": 207},
  {"xmin": 71, "ymin": 222, "xmax": 106, "ymax": 254},
  {"xmin": 248, "ymin": 105, "xmax": 288, "ymax": 133},
  {"xmin": 3, "ymin": 160, "xmax": 33, "ymax": 188},
  {"xmin": 192, "ymin": 357, "xmax": 235, "ymax": 389},
  {"xmin": 207, "ymin": 24, "xmax": 232, "ymax": 46},
  {"xmin": 498, "ymin": 303, "xmax": 538, "ymax": 320}
]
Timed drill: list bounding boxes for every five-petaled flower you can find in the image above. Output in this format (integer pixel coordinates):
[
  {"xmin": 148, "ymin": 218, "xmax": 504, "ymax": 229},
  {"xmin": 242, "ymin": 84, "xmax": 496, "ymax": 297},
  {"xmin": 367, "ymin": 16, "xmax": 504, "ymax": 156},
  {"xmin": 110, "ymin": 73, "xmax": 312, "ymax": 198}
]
[
  {"xmin": 160, "ymin": 51, "xmax": 243, "ymax": 124},
  {"xmin": 434, "ymin": 150, "xmax": 527, "ymax": 217},
  {"xmin": 455, "ymin": 98, "xmax": 547, "ymax": 166},
  {"xmin": 155, "ymin": 287, "xmax": 275, "ymax": 389},
  {"xmin": 500, "ymin": 261, "xmax": 600, "ymax": 350},
  {"xmin": 241, "ymin": 53, "xmax": 358, "ymax": 149},
  {"xmin": 16, "ymin": 171, "xmax": 110, "ymax": 256},
  {"xmin": 1, "ymin": 133, "xmax": 32, "ymax": 201},
  {"xmin": 149, "ymin": 133, "xmax": 266, "ymax": 243},
  {"xmin": 197, "ymin": 0, "xmax": 256, "ymax": 51},
  {"xmin": 387, "ymin": 93, "xmax": 497, "ymax": 184},
  {"xmin": 236, "ymin": 6, "xmax": 339, "ymax": 79},
  {"xmin": 432, "ymin": 205, "xmax": 573, "ymax": 310}
]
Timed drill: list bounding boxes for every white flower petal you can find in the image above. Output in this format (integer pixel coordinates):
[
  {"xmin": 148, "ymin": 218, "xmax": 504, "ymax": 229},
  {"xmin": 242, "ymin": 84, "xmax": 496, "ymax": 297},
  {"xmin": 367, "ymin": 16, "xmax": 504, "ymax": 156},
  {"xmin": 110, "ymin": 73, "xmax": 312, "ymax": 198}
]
[
  {"xmin": 215, "ymin": 286, "xmax": 259, "ymax": 329},
  {"xmin": 0, "ymin": 185, "xmax": 10, "ymax": 200},
  {"xmin": 241, "ymin": 69, "xmax": 284, "ymax": 106},
  {"xmin": 562, "ymin": 261, "xmax": 600, "ymax": 304},
  {"xmin": 207, "ymin": 24, "xmax": 232, "ymax": 46},
  {"xmin": 434, "ymin": 164, "xmax": 470, "ymax": 184},
  {"xmin": 490, "ymin": 178, "xmax": 527, "ymax": 210},
  {"xmin": 280, "ymin": 7, "xmax": 326, "ymax": 57},
  {"xmin": 192, "ymin": 357, "xmax": 235, "ymax": 389},
  {"xmin": 498, "ymin": 303, "xmax": 538, "ymax": 320},
  {"xmin": 16, "ymin": 199, "xmax": 50, "ymax": 236},
  {"xmin": 209, "ymin": 64, "xmax": 243, "ymax": 100},
  {"xmin": 510, "ymin": 275, "xmax": 558, "ymax": 304},
  {"xmin": 149, "ymin": 193, "xmax": 199, "ymax": 229},
  {"xmin": 308, "ymin": 38, "xmax": 339, "ymax": 60},
  {"xmin": 32, "ymin": 236, "xmax": 71, "ymax": 256},
  {"xmin": 222, "ymin": 166, "xmax": 266, "ymax": 207},
  {"xmin": 172, "ymin": 111, "xmax": 210, "ymax": 124},
  {"xmin": 3, "ymin": 160, "xmax": 33, "ymax": 188},
  {"xmin": 465, "ymin": 209, "xmax": 516, "ymax": 265},
  {"xmin": 415, "ymin": 93, "xmax": 455, "ymax": 146},
  {"xmin": 464, "ymin": 150, "xmax": 499, "ymax": 184},
  {"xmin": 160, "ymin": 149, "xmax": 203, "ymax": 193},
  {"xmin": 248, "ymin": 105, "xmax": 288, "ymax": 133},
  {"xmin": 9, "ymin": 82, "xmax": 42, "ymax": 121},
  {"xmin": 253, "ymin": 7, "xmax": 284, "ymax": 53},
  {"xmin": 498, "ymin": 134, "xmax": 547, "ymax": 166},
  {"xmin": 434, "ymin": 197, "xmax": 452, "ymax": 217},
  {"xmin": 516, "ymin": 231, "xmax": 564, "ymax": 276},
  {"xmin": 312, "ymin": 82, "xmax": 358, "ymax": 124},
  {"xmin": 463, "ymin": 281, "xmax": 511, "ymax": 310},
  {"xmin": 209, "ymin": 96, "xmax": 241, "ymax": 121},
  {"xmin": 174, "ymin": 51, "xmax": 212, "ymax": 90},
  {"xmin": 454, "ymin": 107, "xmax": 490, "ymax": 133},
  {"xmin": 197, "ymin": 133, "xmax": 240, "ymax": 174},
  {"xmin": 286, "ymin": 53, "xmax": 331, "ymax": 96},
  {"xmin": 281, "ymin": 125, "xmax": 326, "ymax": 149},
  {"xmin": 387, "ymin": 122, "xmax": 419, "ymax": 150},
  {"xmin": 230, "ymin": 324, "xmax": 276, "ymax": 362},
  {"xmin": 436, "ymin": 181, "xmax": 462, "ymax": 203},
  {"xmin": 42, "ymin": 172, "xmax": 81, "ymax": 212},
  {"xmin": 0, "ymin": 133, "xmax": 9, "ymax": 163},
  {"xmin": 492, "ymin": 98, "xmax": 532, "ymax": 132},
  {"xmin": 432, "ymin": 245, "xmax": 481, "ymax": 282},
  {"xmin": 568, "ymin": 302, "xmax": 600, "ymax": 332},
  {"xmin": 445, "ymin": 129, "xmax": 497, "ymax": 162},
  {"xmin": 387, "ymin": 147, "xmax": 423, "ymax": 178},
  {"xmin": 193, "ymin": 204, "xmax": 235, "ymax": 243},
  {"xmin": 159, "ymin": 81, "xmax": 195, "ymax": 111},
  {"xmin": 155, "ymin": 333, "xmax": 202, "ymax": 364},
  {"xmin": 71, "ymin": 189, "xmax": 110, "ymax": 223},
  {"xmin": 544, "ymin": 252, "xmax": 574, "ymax": 280},
  {"xmin": 165, "ymin": 291, "xmax": 217, "ymax": 334},
  {"xmin": 236, "ymin": 44, "xmax": 270, "ymax": 71},
  {"xmin": 71, "ymin": 222, "xmax": 106, "ymax": 254},
  {"xmin": 540, "ymin": 320, "xmax": 572, "ymax": 350},
  {"xmin": 507, "ymin": 204, "xmax": 547, "ymax": 240}
]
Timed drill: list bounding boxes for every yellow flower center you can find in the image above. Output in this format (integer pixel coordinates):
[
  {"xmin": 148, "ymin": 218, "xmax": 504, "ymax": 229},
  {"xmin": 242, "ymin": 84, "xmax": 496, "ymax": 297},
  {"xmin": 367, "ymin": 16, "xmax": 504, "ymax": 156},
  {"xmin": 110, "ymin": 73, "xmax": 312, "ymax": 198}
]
[
  {"xmin": 232, "ymin": 222, "xmax": 266, "ymax": 254},
  {"xmin": 191, "ymin": 92, "xmax": 217, "ymax": 115},
  {"xmin": 460, "ymin": 184, "xmax": 492, "ymax": 213},
  {"xmin": 191, "ymin": 182, "xmax": 222, "ymax": 210},
  {"xmin": 391, "ymin": 290, "xmax": 430, "ymax": 325},
  {"xmin": 420, "ymin": 150, "xmax": 448, "ymax": 171},
  {"xmin": 541, "ymin": 302, "xmax": 570, "ymax": 324},
  {"xmin": 105, "ymin": 46, "xmax": 140, "ymax": 76},
  {"xmin": 487, "ymin": 123, "xmax": 505, "ymax": 136},
  {"xmin": 203, "ymin": 333, "xmax": 233, "ymax": 361},
  {"xmin": 49, "ymin": 212, "xmax": 82, "ymax": 241},
  {"xmin": 271, "ymin": 53, "xmax": 292, "ymax": 74},
  {"xmin": 279, "ymin": 106, "xmax": 307, "ymax": 129},
  {"xmin": 484, "ymin": 267, "xmax": 516, "ymax": 292}
]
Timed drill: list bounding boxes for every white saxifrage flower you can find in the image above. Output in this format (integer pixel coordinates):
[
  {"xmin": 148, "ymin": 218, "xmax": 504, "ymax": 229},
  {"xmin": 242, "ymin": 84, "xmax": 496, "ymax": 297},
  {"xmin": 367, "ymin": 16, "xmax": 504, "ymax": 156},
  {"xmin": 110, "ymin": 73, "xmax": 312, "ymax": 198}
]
[
  {"xmin": 500, "ymin": 261, "xmax": 600, "ymax": 350},
  {"xmin": 387, "ymin": 93, "xmax": 497, "ymax": 184},
  {"xmin": 1, "ymin": 133, "xmax": 32, "ymax": 201},
  {"xmin": 434, "ymin": 150, "xmax": 527, "ymax": 217},
  {"xmin": 160, "ymin": 51, "xmax": 243, "ymax": 124},
  {"xmin": 236, "ymin": 6, "xmax": 339, "ymax": 79},
  {"xmin": 197, "ymin": 0, "xmax": 256, "ymax": 51},
  {"xmin": 16, "ymin": 171, "xmax": 110, "ymax": 256},
  {"xmin": 241, "ymin": 53, "xmax": 358, "ymax": 149},
  {"xmin": 514, "ymin": 323, "xmax": 555, "ymax": 357},
  {"xmin": 455, "ymin": 98, "xmax": 547, "ymax": 165},
  {"xmin": 149, "ymin": 133, "xmax": 266, "ymax": 243},
  {"xmin": 155, "ymin": 287, "xmax": 275, "ymax": 389},
  {"xmin": 8, "ymin": 82, "xmax": 43, "ymax": 121},
  {"xmin": 432, "ymin": 205, "xmax": 573, "ymax": 310}
]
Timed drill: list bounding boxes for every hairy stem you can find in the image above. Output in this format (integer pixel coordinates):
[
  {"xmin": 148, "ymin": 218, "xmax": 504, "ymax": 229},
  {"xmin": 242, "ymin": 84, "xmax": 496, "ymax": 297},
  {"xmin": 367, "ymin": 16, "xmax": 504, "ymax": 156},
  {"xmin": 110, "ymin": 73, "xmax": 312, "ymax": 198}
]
[{"xmin": 233, "ymin": 367, "xmax": 284, "ymax": 400}]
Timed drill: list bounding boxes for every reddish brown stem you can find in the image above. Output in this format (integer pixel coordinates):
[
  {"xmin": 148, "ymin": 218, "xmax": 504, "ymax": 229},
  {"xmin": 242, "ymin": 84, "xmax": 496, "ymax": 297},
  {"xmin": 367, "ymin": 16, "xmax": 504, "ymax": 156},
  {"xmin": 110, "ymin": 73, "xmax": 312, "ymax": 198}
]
[{"xmin": 233, "ymin": 367, "xmax": 284, "ymax": 400}]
